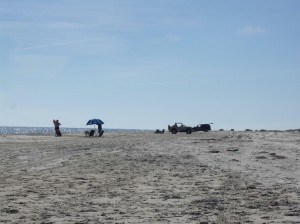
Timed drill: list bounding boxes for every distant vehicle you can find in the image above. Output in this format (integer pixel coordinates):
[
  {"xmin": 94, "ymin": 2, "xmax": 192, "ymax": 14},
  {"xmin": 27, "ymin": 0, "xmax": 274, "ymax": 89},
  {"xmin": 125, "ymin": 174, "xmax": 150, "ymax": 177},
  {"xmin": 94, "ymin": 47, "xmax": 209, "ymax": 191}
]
[
  {"xmin": 192, "ymin": 123, "xmax": 212, "ymax": 132},
  {"xmin": 168, "ymin": 122, "xmax": 192, "ymax": 134}
]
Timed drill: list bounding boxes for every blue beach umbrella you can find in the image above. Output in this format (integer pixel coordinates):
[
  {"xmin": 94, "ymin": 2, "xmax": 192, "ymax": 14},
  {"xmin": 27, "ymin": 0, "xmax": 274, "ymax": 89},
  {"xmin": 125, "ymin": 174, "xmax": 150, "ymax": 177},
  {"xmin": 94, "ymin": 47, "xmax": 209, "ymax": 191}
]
[{"xmin": 86, "ymin": 119, "xmax": 104, "ymax": 126}]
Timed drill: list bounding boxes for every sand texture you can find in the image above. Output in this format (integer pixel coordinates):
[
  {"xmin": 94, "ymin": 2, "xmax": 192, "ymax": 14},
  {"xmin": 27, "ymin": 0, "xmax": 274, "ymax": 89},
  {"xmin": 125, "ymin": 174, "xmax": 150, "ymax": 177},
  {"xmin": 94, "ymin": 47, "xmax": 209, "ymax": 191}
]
[{"xmin": 0, "ymin": 131, "xmax": 299, "ymax": 223}]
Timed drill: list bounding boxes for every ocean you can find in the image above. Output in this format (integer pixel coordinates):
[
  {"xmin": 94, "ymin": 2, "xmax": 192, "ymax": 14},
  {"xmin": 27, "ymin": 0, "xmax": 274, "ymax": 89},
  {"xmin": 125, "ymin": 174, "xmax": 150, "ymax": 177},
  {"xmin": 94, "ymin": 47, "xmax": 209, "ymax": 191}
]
[{"xmin": 0, "ymin": 126, "xmax": 149, "ymax": 135}]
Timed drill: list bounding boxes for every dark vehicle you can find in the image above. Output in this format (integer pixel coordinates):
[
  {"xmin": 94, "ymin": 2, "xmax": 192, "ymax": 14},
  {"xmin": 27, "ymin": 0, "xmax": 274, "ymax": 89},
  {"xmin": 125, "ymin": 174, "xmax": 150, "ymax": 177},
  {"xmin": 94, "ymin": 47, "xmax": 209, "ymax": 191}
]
[
  {"xmin": 168, "ymin": 122, "xmax": 193, "ymax": 134},
  {"xmin": 192, "ymin": 123, "xmax": 212, "ymax": 132}
]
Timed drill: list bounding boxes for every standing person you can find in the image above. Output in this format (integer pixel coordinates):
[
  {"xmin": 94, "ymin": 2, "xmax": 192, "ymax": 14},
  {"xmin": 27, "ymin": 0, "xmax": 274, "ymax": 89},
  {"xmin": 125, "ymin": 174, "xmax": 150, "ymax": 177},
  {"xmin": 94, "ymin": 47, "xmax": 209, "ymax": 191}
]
[
  {"xmin": 53, "ymin": 119, "xmax": 62, "ymax": 136},
  {"xmin": 97, "ymin": 124, "xmax": 104, "ymax": 137}
]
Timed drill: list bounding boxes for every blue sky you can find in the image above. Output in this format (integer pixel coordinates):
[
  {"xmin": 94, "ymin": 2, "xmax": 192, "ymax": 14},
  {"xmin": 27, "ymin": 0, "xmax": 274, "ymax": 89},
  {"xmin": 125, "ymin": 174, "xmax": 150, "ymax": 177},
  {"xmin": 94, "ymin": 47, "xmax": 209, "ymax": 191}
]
[{"xmin": 1, "ymin": 0, "xmax": 299, "ymax": 130}]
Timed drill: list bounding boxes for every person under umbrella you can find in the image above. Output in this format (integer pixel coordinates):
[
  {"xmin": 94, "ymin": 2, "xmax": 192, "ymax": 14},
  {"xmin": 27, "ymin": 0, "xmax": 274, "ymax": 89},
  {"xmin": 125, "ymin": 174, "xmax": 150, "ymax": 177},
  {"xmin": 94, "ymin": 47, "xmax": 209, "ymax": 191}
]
[
  {"xmin": 98, "ymin": 124, "xmax": 104, "ymax": 137},
  {"xmin": 86, "ymin": 118, "xmax": 104, "ymax": 137}
]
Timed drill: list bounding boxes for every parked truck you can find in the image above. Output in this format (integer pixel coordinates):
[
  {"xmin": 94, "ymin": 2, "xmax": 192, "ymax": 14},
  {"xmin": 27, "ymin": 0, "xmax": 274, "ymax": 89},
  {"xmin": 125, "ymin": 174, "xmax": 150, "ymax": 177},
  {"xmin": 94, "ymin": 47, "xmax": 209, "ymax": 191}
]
[{"xmin": 192, "ymin": 123, "xmax": 212, "ymax": 132}]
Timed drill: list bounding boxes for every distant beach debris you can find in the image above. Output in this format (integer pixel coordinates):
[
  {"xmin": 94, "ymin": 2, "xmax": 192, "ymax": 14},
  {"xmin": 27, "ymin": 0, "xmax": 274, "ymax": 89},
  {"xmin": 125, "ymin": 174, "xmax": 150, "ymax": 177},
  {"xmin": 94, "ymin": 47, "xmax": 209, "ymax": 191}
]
[
  {"xmin": 219, "ymin": 129, "xmax": 224, "ymax": 131},
  {"xmin": 231, "ymin": 129, "xmax": 234, "ymax": 131},
  {"xmin": 192, "ymin": 123, "xmax": 212, "ymax": 132},
  {"xmin": 285, "ymin": 129, "xmax": 300, "ymax": 132},
  {"xmin": 226, "ymin": 147, "xmax": 239, "ymax": 152},
  {"xmin": 154, "ymin": 129, "xmax": 165, "ymax": 134},
  {"xmin": 168, "ymin": 122, "xmax": 192, "ymax": 134},
  {"xmin": 245, "ymin": 129, "xmax": 253, "ymax": 132}
]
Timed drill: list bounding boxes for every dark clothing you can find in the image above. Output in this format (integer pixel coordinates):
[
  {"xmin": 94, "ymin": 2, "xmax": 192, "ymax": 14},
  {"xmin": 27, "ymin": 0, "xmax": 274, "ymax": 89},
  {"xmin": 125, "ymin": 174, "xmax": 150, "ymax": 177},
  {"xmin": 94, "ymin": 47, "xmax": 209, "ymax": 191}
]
[
  {"xmin": 53, "ymin": 120, "xmax": 62, "ymax": 136},
  {"xmin": 97, "ymin": 124, "xmax": 102, "ymax": 132},
  {"xmin": 55, "ymin": 129, "xmax": 62, "ymax": 136},
  {"xmin": 98, "ymin": 124, "xmax": 103, "ymax": 137}
]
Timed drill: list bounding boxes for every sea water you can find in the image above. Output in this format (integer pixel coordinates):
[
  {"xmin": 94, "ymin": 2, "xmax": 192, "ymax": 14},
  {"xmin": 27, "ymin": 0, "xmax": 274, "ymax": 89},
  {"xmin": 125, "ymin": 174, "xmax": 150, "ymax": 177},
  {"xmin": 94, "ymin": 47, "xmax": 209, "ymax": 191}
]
[{"xmin": 0, "ymin": 126, "xmax": 148, "ymax": 135}]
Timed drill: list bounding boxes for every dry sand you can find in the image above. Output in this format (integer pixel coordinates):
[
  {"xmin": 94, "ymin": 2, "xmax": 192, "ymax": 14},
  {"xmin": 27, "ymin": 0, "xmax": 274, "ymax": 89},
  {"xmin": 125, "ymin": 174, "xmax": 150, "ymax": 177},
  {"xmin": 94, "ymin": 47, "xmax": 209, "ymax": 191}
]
[{"xmin": 0, "ymin": 131, "xmax": 299, "ymax": 223}]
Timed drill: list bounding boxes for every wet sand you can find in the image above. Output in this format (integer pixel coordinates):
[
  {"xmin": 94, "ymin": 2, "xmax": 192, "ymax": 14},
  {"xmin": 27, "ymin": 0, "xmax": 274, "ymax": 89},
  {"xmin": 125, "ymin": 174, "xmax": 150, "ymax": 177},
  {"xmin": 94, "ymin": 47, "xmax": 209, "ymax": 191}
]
[{"xmin": 0, "ymin": 131, "xmax": 299, "ymax": 223}]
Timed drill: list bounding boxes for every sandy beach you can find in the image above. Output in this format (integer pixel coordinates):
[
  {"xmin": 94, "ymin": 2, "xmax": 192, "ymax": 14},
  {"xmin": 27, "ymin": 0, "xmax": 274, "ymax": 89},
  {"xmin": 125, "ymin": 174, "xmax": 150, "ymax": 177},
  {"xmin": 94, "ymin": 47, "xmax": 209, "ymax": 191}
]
[{"xmin": 0, "ymin": 131, "xmax": 299, "ymax": 223}]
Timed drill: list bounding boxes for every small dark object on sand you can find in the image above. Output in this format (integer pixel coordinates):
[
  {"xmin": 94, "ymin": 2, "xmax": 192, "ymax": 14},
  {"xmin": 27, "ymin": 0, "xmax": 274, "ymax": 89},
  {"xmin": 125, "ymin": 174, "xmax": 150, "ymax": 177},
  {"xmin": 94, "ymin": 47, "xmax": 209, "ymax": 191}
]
[
  {"xmin": 154, "ymin": 129, "xmax": 165, "ymax": 134},
  {"xmin": 85, "ymin": 130, "xmax": 95, "ymax": 137}
]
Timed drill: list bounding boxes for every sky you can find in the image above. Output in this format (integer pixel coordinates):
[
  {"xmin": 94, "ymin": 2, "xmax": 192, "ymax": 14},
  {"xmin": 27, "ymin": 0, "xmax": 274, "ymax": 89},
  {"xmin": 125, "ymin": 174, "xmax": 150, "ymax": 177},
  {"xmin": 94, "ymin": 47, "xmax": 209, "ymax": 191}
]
[{"xmin": 0, "ymin": 0, "xmax": 299, "ymax": 130}]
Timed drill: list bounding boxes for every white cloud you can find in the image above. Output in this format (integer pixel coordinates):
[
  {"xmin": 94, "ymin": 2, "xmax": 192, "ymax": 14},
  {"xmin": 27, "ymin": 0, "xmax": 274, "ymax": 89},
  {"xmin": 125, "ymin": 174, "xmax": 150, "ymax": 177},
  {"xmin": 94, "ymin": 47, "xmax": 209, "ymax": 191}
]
[
  {"xmin": 0, "ymin": 21, "xmax": 84, "ymax": 30},
  {"xmin": 282, "ymin": 68, "xmax": 300, "ymax": 74},
  {"xmin": 0, "ymin": 21, "xmax": 22, "ymax": 27},
  {"xmin": 48, "ymin": 22, "xmax": 84, "ymax": 29},
  {"xmin": 13, "ymin": 54, "xmax": 68, "ymax": 79},
  {"xmin": 166, "ymin": 34, "xmax": 181, "ymax": 44},
  {"xmin": 118, "ymin": 80, "xmax": 190, "ymax": 87},
  {"xmin": 21, "ymin": 38, "xmax": 100, "ymax": 50},
  {"xmin": 238, "ymin": 26, "xmax": 266, "ymax": 36},
  {"xmin": 0, "ymin": 21, "xmax": 38, "ymax": 29}
]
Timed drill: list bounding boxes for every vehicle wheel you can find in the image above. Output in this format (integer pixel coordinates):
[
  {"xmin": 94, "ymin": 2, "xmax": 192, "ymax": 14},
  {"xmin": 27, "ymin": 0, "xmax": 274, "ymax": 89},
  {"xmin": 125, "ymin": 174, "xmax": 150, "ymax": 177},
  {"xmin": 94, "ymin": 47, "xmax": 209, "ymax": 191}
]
[
  {"xmin": 171, "ymin": 129, "xmax": 177, "ymax": 134},
  {"xmin": 186, "ymin": 129, "xmax": 192, "ymax": 134}
]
